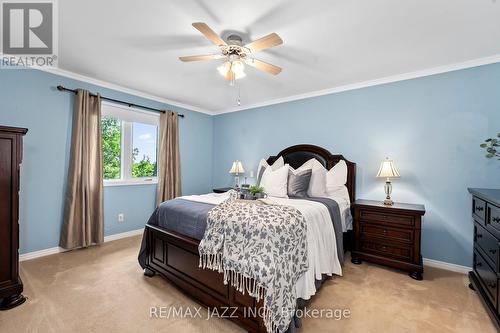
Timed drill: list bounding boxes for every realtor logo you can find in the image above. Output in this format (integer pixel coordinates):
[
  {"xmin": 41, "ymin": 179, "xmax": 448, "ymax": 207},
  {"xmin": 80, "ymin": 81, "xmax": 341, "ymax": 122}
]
[
  {"xmin": 1, "ymin": 0, "xmax": 57, "ymax": 68},
  {"xmin": 2, "ymin": 1, "xmax": 52, "ymax": 54}
]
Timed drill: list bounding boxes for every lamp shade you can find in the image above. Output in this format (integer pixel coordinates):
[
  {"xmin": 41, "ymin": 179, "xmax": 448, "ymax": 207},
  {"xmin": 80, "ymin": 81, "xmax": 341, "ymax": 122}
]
[
  {"xmin": 229, "ymin": 160, "xmax": 245, "ymax": 174},
  {"xmin": 376, "ymin": 158, "xmax": 400, "ymax": 178}
]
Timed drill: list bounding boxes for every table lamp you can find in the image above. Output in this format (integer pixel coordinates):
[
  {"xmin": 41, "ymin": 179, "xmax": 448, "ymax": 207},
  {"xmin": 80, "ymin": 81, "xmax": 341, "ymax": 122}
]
[
  {"xmin": 229, "ymin": 160, "xmax": 245, "ymax": 188},
  {"xmin": 376, "ymin": 157, "xmax": 400, "ymax": 206}
]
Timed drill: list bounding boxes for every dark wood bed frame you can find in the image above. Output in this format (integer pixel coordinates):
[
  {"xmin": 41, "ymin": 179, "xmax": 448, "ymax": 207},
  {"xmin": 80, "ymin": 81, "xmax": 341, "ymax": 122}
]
[{"xmin": 142, "ymin": 144, "xmax": 356, "ymax": 332}]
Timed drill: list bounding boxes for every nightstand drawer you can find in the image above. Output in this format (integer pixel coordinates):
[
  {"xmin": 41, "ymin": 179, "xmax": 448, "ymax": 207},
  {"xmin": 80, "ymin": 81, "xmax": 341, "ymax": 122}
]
[
  {"xmin": 359, "ymin": 210, "xmax": 415, "ymax": 228},
  {"xmin": 360, "ymin": 223, "xmax": 414, "ymax": 243},
  {"xmin": 360, "ymin": 238, "xmax": 412, "ymax": 262}
]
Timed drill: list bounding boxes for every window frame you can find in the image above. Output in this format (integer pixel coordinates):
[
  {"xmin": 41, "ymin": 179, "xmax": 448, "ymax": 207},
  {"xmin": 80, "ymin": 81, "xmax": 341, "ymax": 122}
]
[{"xmin": 101, "ymin": 101, "xmax": 160, "ymax": 187}]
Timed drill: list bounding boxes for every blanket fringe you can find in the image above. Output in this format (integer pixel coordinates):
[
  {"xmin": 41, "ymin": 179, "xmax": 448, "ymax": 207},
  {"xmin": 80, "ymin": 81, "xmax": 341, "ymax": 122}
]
[
  {"xmin": 200, "ymin": 253, "xmax": 284, "ymax": 333},
  {"xmin": 199, "ymin": 253, "xmax": 223, "ymax": 273}
]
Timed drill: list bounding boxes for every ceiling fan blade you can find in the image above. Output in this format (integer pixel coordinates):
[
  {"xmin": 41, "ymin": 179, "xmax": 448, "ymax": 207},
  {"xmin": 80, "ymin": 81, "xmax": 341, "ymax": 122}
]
[
  {"xmin": 244, "ymin": 33, "xmax": 283, "ymax": 52},
  {"xmin": 179, "ymin": 54, "xmax": 223, "ymax": 62},
  {"xmin": 192, "ymin": 22, "xmax": 227, "ymax": 47},
  {"xmin": 245, "ymin": 58, "xmax": 282, "ymax": 75}
]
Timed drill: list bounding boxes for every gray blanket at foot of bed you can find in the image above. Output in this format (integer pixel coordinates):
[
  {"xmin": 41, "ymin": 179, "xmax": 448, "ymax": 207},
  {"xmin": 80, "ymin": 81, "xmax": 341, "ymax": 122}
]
[{"xmin": 138, "ymin": 198, "xmax": 214, "ymax": 269}]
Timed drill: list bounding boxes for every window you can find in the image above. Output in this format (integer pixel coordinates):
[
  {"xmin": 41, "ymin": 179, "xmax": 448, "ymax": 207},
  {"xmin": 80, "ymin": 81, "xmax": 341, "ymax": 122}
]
[
  {"xmin": 132, "ymin": 122, "xmax": 158, "ymax": 178},
  {"xmin": 101, "ymin": 102, "xmax": 159, "ymax": 186}
]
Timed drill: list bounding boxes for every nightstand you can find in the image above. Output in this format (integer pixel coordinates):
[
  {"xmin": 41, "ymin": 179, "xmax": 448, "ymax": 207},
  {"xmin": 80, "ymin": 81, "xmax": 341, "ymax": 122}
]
[
  {"xmin": 351, "ymin": 199, "xmax": 426, "ymax": 280},
  {"xmin": 213, "ymin": 187, "xmax": 234, "ymax": 193}
]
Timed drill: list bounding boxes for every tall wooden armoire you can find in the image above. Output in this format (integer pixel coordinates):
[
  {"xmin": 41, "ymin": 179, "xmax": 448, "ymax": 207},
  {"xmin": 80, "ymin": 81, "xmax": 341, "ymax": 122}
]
[{"xmin": 0, "ymin": 125, "xmax": 27, "ymax": 310}]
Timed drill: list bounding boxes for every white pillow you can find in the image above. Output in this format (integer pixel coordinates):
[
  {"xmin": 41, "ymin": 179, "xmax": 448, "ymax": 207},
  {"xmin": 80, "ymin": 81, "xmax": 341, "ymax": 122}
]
[
  {"xmin": 326, "ymin": 185, "xmax": 351, "ymax": 203},
  {"xmin": 326, "ymin": 160, "xmax": 348, "ymax": 195},
  {"xmin": 297, "ymin": 158, "xmax": 327, "ymax": 197},
  {"xmin": 257, "ymin": 156, "xmax": 284, "ymax": 184},
  {"xmin": 260, "ymin": 164, "xmax": 289, "ymax": 198}
]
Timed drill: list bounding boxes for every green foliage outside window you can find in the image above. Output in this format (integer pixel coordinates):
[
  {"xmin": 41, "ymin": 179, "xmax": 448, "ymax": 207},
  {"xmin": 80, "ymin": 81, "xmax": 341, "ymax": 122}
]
[
  {"xmin": 102, "ymin": 117, "xmax": 157, "ymax": 179},
  {"xmin": 132, "ymin": 147, "xmax": 157, "ymax": 178},
  {"xmin": 102, "ymin": 117, "xmax": 121, "ymax": 179}
]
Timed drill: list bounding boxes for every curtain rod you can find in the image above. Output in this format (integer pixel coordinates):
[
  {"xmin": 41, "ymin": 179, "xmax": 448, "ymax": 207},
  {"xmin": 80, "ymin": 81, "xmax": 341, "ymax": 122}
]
[{"xmin": 56, "ymin": 85, "xmax": 185, "ymax": 118}]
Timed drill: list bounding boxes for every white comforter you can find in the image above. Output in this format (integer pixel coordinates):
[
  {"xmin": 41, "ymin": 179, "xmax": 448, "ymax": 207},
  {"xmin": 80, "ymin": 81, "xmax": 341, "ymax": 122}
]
[{"xmin": 181, "ymin": 192, "xmax": 342, "ymax": 300}]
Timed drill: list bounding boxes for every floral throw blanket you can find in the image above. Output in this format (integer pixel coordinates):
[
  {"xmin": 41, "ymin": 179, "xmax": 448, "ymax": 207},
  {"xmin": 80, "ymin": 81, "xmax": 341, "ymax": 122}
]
[{"xmin": 199, "ymin": 193, "xmax": 308, "ymax": 333}]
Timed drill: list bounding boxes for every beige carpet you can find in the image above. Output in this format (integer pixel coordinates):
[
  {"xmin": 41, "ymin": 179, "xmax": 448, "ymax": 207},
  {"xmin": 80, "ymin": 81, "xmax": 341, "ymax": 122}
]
[{"xmin": 0, "ymin": 235, "xmax": 495, "ymax": 333}]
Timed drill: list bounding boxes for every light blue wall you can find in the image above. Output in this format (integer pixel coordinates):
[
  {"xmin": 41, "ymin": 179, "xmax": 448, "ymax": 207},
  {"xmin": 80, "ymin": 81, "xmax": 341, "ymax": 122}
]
[
  {"xmin": 2, "ymin": 63, "xmax": 499, "ymax": 266},
  {"xmin": 213, "ymin": 63, "xmax": 500, "ymax": 267},
  {"xmin": 0, "ymin": 69, "xmax": 213, "ymax": 254}
]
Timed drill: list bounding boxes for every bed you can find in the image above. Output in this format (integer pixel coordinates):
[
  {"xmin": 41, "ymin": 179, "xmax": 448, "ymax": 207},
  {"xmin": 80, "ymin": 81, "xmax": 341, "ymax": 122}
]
[{"xmin": 138, "ymin": 144, "xmax": 356, "ymax": 333}]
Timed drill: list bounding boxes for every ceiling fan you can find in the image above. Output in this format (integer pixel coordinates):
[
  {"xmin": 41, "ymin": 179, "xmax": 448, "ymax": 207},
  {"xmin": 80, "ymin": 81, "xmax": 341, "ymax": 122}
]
[{"xmin": 179, "ymin": 22, "xmax": 283, "ymax": 84}]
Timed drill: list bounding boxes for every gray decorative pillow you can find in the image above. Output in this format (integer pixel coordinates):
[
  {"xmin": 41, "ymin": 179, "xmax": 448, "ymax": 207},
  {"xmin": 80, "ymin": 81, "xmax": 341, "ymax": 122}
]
[
  {"xmin": 257, "ymin": 165, "xmax": 266, "ymax": 186},
  {"xmin": 287, "ymin": 169, "xmax": 312, "ymax": 198}
]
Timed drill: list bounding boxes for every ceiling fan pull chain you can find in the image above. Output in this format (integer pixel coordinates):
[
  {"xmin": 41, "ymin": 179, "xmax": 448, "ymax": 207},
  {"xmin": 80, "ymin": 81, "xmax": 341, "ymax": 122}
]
[{"xmin": 237, "ymin": 84, "xmax": 241, "ymax": 106}]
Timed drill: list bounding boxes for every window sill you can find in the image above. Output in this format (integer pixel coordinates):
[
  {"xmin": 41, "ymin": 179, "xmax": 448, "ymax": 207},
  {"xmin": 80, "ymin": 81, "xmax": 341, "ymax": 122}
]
[{"xmin": 104, "ymin": 179, "xmax": 158, "ymax": 187}]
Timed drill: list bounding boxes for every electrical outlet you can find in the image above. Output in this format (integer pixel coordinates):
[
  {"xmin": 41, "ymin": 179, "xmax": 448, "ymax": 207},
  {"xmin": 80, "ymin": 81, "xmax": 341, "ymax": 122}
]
[{"xmin": 118, "ymin": 213, "xmax": 124, "ymax": 223}]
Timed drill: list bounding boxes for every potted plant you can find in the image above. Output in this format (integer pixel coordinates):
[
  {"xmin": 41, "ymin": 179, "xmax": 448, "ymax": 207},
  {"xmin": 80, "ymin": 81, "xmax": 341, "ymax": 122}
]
[
  {"xmin": 249, "ymin": 185, "xmax": 266, "ymax": 199},
  {"xmin": 480, "ymin": 133, "xmax": 500, "ymax": 160}
]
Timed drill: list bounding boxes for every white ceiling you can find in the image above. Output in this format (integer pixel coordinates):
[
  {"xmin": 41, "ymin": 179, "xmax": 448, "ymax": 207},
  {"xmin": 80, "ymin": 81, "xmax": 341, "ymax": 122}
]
[{"xmin": 59, "ymin": 0, "xmax": 500, "ymax": 114}]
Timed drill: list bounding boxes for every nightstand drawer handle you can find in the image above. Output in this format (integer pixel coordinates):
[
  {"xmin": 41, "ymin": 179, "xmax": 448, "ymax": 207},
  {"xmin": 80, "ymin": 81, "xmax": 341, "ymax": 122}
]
[
  {"xmin": 383, "ymin": 229, "xmax": 388, "ymax": 234},
  {"xmin": 475, "ymin": 206, "xmax": 484, "ymax": 212},
  {"xmin": 381, "ymin": 246, "xmax": 387, "ymax": 251},
  {"xmin": 493, "ymin": 217, "xmax": 500, "ymax": 223},
  {"xmin": 490, "ymin": 249, "xmax": 497, "ymax": 255}
]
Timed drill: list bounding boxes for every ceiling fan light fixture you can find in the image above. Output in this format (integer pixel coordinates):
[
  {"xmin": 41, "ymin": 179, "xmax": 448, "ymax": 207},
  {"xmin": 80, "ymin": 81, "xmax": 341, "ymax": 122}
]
[
  {"xmin": 217, "ymin": 60, "xmax": 246, "ymax": 80},
  {"xmin": 217, "ymin": 61, "xmax": 231, "ymax": 76},
  {"xmin": 180, "ymin": 22, "xmax": 283, "ymax": 80},
  {"xmin": 231, "ymin": 60, "xmax": 246, "ymax": 79}
]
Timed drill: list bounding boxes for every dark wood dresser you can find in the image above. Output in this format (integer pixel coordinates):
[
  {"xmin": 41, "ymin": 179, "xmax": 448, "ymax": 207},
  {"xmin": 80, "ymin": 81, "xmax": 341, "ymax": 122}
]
[
  {"xmin": 0, "ymin": 125, "xmax": 27, "ymax": 310},
  {"xmin": 351, "ymin": 199, "xmax": 426, "ymax": 280},
  {"xmin": 468, "ymin": 188, "xmax": 500, "ymax": 329}
]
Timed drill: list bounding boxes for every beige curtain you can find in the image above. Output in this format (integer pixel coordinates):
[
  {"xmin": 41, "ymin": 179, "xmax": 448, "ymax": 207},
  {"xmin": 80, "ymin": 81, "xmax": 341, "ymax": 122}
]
[
  {"xmin": 156, "ymin": 111, "xmax": 181, "ymax": 205},
  {"xmin": 60, "ymin": 90, "xmax": 104, "ymax": 249}
]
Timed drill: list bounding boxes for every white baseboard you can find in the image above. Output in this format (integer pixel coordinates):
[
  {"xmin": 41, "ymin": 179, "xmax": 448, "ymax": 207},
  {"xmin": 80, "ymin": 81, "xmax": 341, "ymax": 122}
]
[
  {"xmin": 19, "ymin": 246, "xmax": 66, "ymax": 261},
  {"xmin": 103, "ymin": 228, "xmax": 144, "ymax": 242},
  {"xmin": 19, "ymin": 228, "xmax": 144, "ymax": 262},
  {"xmin": 20, "ymin": 229, "xmax": 471, "ymax": 275},
  {"xmin": 423, "ymin": 258, "xmax": 470, "ymax": 274}
]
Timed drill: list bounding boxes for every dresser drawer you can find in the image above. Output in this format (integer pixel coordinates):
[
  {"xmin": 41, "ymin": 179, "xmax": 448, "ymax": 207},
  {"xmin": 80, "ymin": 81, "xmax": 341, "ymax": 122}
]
[
  {"xmin": 472, "ymin": 197, "xmax": 487, "ymax": 223},
  {"xmin": 360, "ymin": 238, "xmax": 412, "ymax": 262},
  {"xmin": 359, "ymin": 210, "xmax": 415, "ymax": 228},
  {"xmin": 474, "ymin": 250, "xmax": 498, "ymax": 306},
  {"xmin": 360, "ymin": 223, "xmax": 414, "ymax": 243},
  {"xmin": 475, "ymin": 223, "xmax": 499, "ymax": 269},
  {"xmin": 489, "ymin": 204, "xmax": 500, "ymax": 231}
]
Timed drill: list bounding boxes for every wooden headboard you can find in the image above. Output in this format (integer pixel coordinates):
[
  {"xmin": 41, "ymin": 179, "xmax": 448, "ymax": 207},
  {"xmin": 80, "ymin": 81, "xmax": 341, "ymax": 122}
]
[{"xmin": 267, "ymin": 144, "xmax": 356, "ymax": 203}]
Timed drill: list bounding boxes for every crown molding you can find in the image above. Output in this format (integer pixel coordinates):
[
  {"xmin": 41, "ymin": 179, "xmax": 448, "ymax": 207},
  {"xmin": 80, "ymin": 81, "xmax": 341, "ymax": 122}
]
[
  {"xmin": 215, "ymin": 53, "xmax": 500, "ymax": 115},
  {"xmin": 36, "ymin": 67, "xmax": 215, "ymax": 115},
  {"xmin": 7, "ymin": 53, "xmax": 500, "ymax": 116}
]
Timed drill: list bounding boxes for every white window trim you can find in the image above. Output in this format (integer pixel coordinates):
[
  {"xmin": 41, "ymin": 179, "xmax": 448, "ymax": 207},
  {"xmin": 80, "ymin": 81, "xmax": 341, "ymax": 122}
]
[
  {"xmin": 102, "ymin": 101, "xmax": 160, "ymax": 187},
  {"xmin": 104, "ymin": 178, "xmax": 158, "ymax": 187}
]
